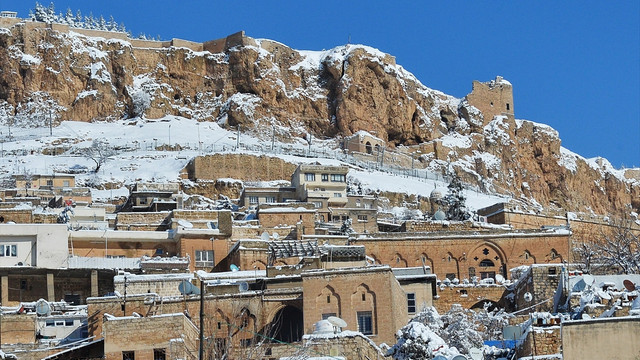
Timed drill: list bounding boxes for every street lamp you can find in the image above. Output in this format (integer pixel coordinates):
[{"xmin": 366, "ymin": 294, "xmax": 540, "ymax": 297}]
[{"xmin": 168, "ymin": 124, "xmax": 172, "ymax": 149}]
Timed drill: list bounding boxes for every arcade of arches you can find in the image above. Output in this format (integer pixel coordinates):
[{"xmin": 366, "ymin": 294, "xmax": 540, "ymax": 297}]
[{"xmin": 351, "ymin": 231, "xmax": 569, "ymax": 281}]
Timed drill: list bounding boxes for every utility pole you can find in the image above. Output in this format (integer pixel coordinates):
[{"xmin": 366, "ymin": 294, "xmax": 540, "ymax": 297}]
[
  {"xmin": 271, "ymin": 126, "xmax": 275, "ymax": 152},
  {"xmin": 199, "ymin": 279, "xmax": 204, "ymax": 360},
  {"xmin": 49, "ymin": 109, "xmax": 52, "ymax": 136},
  {"xmin": 236, "ymin": 126, "xmax": 240, "ymax": 150},
  {"xmin": 308, "ymin": 132, "xmax": 312, "ymax": 155},
  {"xmin": 168, "ymin": 124, "xmax": 172, "ymax": 149}
]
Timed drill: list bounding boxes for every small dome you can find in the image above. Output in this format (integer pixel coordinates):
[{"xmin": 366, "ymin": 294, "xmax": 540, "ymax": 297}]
[
  {"xmin": 430, "ymin": 188, "xmax": 444, "ymax": 200},
  {"xmin": 313, "ymin": 320, "xmax": 333, "ymax": 334}
]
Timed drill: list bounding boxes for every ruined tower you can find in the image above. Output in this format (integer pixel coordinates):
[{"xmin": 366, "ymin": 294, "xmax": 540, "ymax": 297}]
[{"xmin": 465, "ymin": 76, "xmax": 514, "ymax": 126}]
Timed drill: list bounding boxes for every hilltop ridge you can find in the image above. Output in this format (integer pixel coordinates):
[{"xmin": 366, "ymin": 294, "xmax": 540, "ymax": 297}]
[{"xmin": 0, "ymin": 19, "xmax": 637, "ymax": 216}]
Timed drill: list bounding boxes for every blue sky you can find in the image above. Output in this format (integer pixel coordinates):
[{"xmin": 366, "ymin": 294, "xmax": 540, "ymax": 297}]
[{"xmin": 4, "ymin": 1, "xmax": 639, "ymax": 168}]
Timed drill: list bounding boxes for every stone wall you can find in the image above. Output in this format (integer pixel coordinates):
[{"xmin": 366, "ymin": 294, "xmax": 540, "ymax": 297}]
[
  {"xmin": 103, "ymin": 313, "xmax": 197, "ymax": 360},
  {"xmin": 115, "ymin": 212, "xmax": 170, "ymax": 231},
  {"xmin": 0, "ymin": 209, "xmax": 33, "ymax": 223},
  {"xmin": 185, "ymin": 154, "xmax": 296, "ymax": 182},
  {"xmin": 562, "ymin": 317, "xmax": 640, "ymax": 360},
  {"xmin": 433, "ymin": 285, "xmax": 506, "ymax": 313},
  {"xmin": 350, "ymin": 231, "xmax": 568, "ymax": 282},
  {"xmin": 289, "ymin": 332, "xmax": 386, "ymax": 360},
  {"xmin": 518, "ymin": 326, "xmax": 561, "ymax": 358},
  {"xmin": 301, "ymin": 267, "xmax": 406, "ymax": 346},
  {"xmin": 0, "ymin": 313, "xmax": 36, "ymax": 345}
]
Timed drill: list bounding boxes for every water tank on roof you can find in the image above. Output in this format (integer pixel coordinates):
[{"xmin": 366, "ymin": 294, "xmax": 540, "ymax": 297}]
[{"xmin": 434, "ymin": 209, "xmax": 446, "ymax": 221}]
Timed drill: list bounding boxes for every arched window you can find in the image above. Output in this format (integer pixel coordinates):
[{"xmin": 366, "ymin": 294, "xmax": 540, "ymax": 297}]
[{"xmin": 479, "ymin": 259, "xmax": 495, "ymax": 267}]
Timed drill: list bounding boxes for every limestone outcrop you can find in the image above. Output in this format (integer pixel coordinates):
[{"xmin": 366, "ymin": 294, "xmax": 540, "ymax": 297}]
[{"xmin": 0, "ymin": 22, "xmax": 636, "ymax": 215}]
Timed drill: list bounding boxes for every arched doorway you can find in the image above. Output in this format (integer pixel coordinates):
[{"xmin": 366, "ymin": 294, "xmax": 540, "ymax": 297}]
[
  {"xmin": 365, "ymin": 142, "xmax": 372, "ymax": 154},
  {"xmin": 269, "ymin": 306, "xmax": 303, "ymax": 343}
]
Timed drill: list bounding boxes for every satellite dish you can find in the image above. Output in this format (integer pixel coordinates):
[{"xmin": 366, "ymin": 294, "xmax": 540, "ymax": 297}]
[
  {"xmin": 631, "ymin": 296, "xmax": 640, "ymax": 311},
  {"xmin": 178, "ymin": 280, "xmax": 201, "ymax": 295},
  {"xmin": 261, "ymin": 231, "xmax": 270, "ymax": 241},
  {"xmin": 433, "ymin": 209, "xmax": 446, "ymax": 221},
  {"xmin": 238, "ymin": 282, "xmax": 249, "ymax": 292},
  {"xmin": 35, "ymin": 299, "xmax": 51, "ymax": 316},
  {"xmin": 433, "ymin": 356, "xmax": 448, "ymax": 360},
  {"xmin": 524, "ymin": 292, "xmax": 533, "ymax": 302},
  {"xmin": 177, "ymin": 219, "xmax": 193, "ymax": 228},
  {"xmin": 230, "ymin": 264, "xmax": 239, "ymax": 272},
  {"xmin": 583, "ymin": 274, "xmax": 595, "ymax": 289},
  {"xmin": 272, "ymin": 232, "xmax": 280, "ymax": 240},
  {"xmin": 327, "ymin": 316, "xmax": 347, "ymax": 329},
  {"xmin": 597, "ymin": 289, "xmax": 612, "ymax": 300},
  {"xmin": 495, "ymin": 274, "xmax": 505, "ymax": 284},
  {"xmin": 572, "ymin": 278, "xmax": 586, "ymax": 292},
  {"xmin": 624, "ymin": 279, "xmax": 636, "ymax": 292},
  {"xmin": 581, "ymin": 313, "xmax": 591, "ymax": 320},
  {"xmin": 468, "ymin": 348, "xmax": 483, "ymax": 360},
  {"xmin": 452, "ymin": 355, "xmax": 468, "ymax": 360},
  {"xmin": 313, "ymin": 320, "xmax": 333, "ymax": 334}
]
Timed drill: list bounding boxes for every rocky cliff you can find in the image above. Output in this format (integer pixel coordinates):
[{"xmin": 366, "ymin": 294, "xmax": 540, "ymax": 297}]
[{"xmin": 0, "ymin": 22, "xmax": 637, "ymax": 215}]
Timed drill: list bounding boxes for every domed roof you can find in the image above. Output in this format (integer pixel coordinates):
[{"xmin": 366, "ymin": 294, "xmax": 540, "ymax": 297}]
[{"xmin": 430, "ymin": 188, "xmax": 444, "ymax": 200}]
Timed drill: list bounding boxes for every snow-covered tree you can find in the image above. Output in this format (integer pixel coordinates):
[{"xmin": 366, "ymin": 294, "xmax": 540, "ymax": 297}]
[
  {"xmin": 440, "ymin": 304, "xmax": 483, "ymax": 353},
  {"xmin": 340, "ymin": 218, "xmax": 355, "ymax": 235},
  {"xmin": 388, "ymin": 322, "xmax": 452, "ymax": 360},
  {"xmin": 81, "ymin": 138, "xmax": 116, "ymax": 173},
  {"xmin": 437, "ymin": 174, "xmax": 471, "ymax": 221}
]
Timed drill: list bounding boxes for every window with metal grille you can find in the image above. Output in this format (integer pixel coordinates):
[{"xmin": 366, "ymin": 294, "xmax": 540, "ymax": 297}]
[
  {"xmin": 357, "ymin": 311, "xmax": 373, "ymax": 335},
  {"xmin": 407, "ymin": 293, "xmax": 416, "ymax": 313}
]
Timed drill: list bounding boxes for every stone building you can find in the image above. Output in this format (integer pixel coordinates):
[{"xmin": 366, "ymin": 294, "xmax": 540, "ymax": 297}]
[
  {"xmin": 342, "ymin": 130, "xmax": 385, "ymax": 155},
  {"xmin": 350, "ymin": 226, "xmax": 570, "ymax": 282},
  {"xmin": 465, "ymin": 75, "xmax": 514, "ymax": 124}
]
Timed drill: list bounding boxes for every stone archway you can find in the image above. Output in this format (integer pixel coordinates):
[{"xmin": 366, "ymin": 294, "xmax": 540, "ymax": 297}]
[
  {"xmin": 268, "ymin": 305, "xmax": 304, "ymax": 343},
  {"xmin": 468, "ymin": 242, "xmax": 507, "ymax": 280},
  {"xmin": 365, "ymin": 141, "xmax": 373, "ymax": 154}
]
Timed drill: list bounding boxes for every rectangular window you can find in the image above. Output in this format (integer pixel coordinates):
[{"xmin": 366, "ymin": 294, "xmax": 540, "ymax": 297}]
[
  {"xmin": 65, "ymin": 319, "xmax": 74, "ymax": 326},
  {"xmin": 0, "ymin": 245, "xmax": 17, "ymax": 257},
  {"xmin": 357, "ymin": 215, "xmax": 368, "ymax": 222},
  {"xmin": 330, "ymin": 174, "xmax": 345, "ymax": 182},
  {"xmin": 248, "ymin": 196, "xmax": 258, "ymax": 205},
  {"xmin": 63, "ymin": 180, "xmax": 70, "ymax": 187},
  {"xmin": 357, "ymin": 311, "xmax": 373, "ymax": 335},
  {"xmin": 265, "ymin": 196, "xmax": 276, "ymax": 203},
  {"xmin": 322, "ymin": 313, "xmax": 337, "ymax": 320},
  {"xmin": 304, "ymin": 173, "xmax": 315, "ymax": 181},
  {"xmin": 45, "ymin": 320, "xmax": 55, "ymax": 327},
  {"xmin": 46, "ymin": 179, "xmax": 53, "ymax": 186},
  {"xmin": 55, "ymin": 320, "xmax": 65, "ymax": 327},
  {"xmin": 153, "ymin": 348, "xmax": 166, "ymax": 360},
  {"xmin": 195, "ymin": 250, "xmax": 214, "ymax": 267},
  {"xmin": 407, "ymin": 293, "xmax": 416, "ymax": 314},
  {"xmin": 321, "ymin": 174, "xmax": 329, "ymax": 182},
  {"xmin": 333, "ymin": 193, "xmax": 342, "ymax": 198},
  {"xmin": 312, "ymin": 201, "xmax": 322, "ymax": 209},
  {"xmin": 122, "ymin": 351, "xmax": 135, "ymax": 360}
]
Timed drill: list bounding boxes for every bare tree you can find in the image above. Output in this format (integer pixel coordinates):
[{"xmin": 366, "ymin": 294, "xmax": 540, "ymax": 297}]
[
  {"xmin": 573, "ymin": 217, "xmax": 640, "ymax": 274},
  {"xmin": 81, "ymin": 138, "xmax": 115, "ymax": 173}
]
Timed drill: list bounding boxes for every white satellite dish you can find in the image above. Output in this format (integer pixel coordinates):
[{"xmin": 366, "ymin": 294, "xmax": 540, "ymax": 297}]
[
  {"xmin": 238, "ymin": 282, "xmax": 249, "ymax": 292},
  {"xmin": 468, "ymin": 347, "xmax": 483, "ymax": 360},
  {"xmin": 272, "ymin": 232, "xmax": 280, "ymax": 240},
  {"xmin": 523, "ymin": 292, "xmax": 533, "ymax": 302},
  {"xmin": 433, "ymin": 209, "xmax": 446, "ymax": 221},
  {"xmin": 35, "ymin": 299, "xmax": 51, "ymax": 316},
  {"xmin": 177, "ymin": 219, "xmax": 193, "ymax": 228},
  {"xmin": 495, "ymin": 274, "xmax": 505, "ymax": 284},
  {"xmin": 581, "ymin": 313, "xmax": 591, "ymax": 320},
  {"xmin": 583, "ymin": 274, "xmax": 595, "ymax": 289},
  {"xmin": 327, "ymin": 316, "xmax": 347, "ymax": 329},
  {"xmin": 230, "ymin": 264, "xmax": 240, "ymax": 272},
  {"xmin": 261, "ymin": 231, "xmax": 270, "ymax": 241},
  {"xmin": 597, "ymin": 289, "xmax": 612, "ymax": 300}
]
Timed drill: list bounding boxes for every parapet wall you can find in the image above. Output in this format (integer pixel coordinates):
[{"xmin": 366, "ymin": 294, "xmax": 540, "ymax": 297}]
[{"xmin": 1, "ymin": 17, "xmax": 244, "ymax": 53}]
